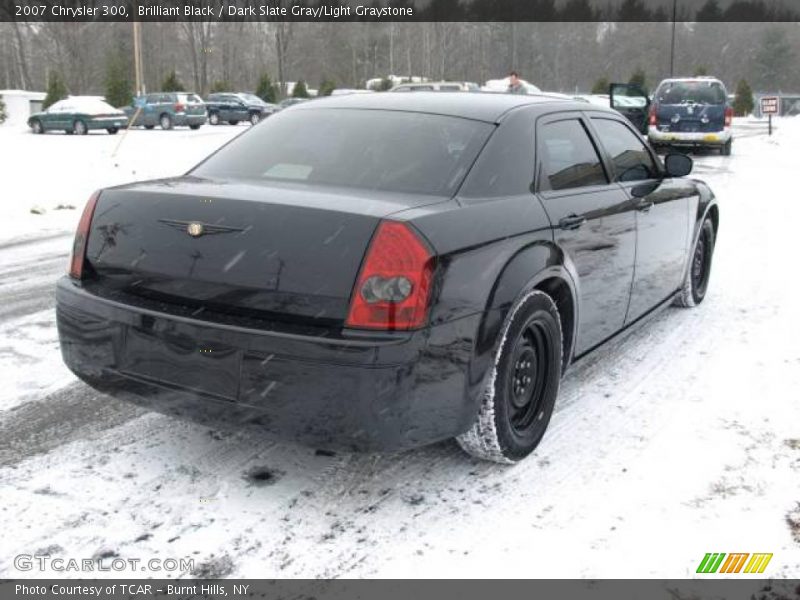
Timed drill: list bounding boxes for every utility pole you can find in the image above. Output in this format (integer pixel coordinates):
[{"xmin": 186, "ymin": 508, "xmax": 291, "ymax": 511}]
[
  {"xmin": 132, "ymin": 18, "xmax": 144, "ymax": 95},
  {"xmin": 669, "ymin": 0, "xmax": 677, "ymax": 77},
  {"xmin": 114, "ymin": 12, "xmax": 144, "ymax": 156}
]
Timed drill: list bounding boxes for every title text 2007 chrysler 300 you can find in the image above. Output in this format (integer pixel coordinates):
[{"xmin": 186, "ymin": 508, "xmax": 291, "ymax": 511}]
[{"xmin": 57, "ymin": 93, "xmax": 718, "ymax": 463}]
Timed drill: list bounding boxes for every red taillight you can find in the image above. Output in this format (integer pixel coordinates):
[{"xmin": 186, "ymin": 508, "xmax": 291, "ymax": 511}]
[
  {"xmin": 649, "ymin": 104, "xmax": 657, "ymax": 127},
  {"xmin": 724, "ymin": 106, "xmax": 733, "ymax": 128},
  {"xmin": 174, "ymin": 102, "xmax": 185, "ymax": 112},
  {"xmin": 345, "ymin": 221, "xmax": 434, "ymax": 331},
  {"xmin": 68, "ymin": 190, "xmax": 100, "ymax": 279}
]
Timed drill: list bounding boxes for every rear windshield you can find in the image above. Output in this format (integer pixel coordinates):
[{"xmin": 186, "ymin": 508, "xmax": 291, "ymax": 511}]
[
  {"xmin": 192, "ymin": 108, "xmax": 494, "ymax": 196},
  {"xmin": 655, "ymin": 81, "xmax": 727, "ymax": 105}
]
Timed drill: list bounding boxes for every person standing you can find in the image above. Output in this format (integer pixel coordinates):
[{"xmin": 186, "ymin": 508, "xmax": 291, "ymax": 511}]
[{"xmin": 507, "ymin": 71, "xmax": 526, "ymax": 95}]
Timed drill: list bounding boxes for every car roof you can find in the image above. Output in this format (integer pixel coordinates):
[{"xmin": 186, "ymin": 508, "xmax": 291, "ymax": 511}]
[{"xmin": 291, "ymin": 91, "xmax": 610, "ymax": 123}]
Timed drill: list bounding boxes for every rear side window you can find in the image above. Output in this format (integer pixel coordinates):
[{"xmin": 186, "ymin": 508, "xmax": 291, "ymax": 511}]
[
  {"xmin": 591, "ymin": 118, "xmax": 657, "ymax": 182},
  {"xmin": 192, "ymin": 108, "xmax": 494, "ymax": 197},
  {"xmin": 460, "ymin": 111, "xmax": 533, "ymax": 199},
  {"xmin": 539, "ymin": 119, "xmax": 607, "ymax": 191},
  {"xmin": 655, "ymin": 81, "xmax": 727, "ymax": 105}
]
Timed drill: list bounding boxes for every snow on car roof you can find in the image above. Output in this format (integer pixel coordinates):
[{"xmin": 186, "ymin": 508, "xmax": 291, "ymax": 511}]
[{"xmin": 50, "ymin": 96, "xmax": 119, "ymax": 113}]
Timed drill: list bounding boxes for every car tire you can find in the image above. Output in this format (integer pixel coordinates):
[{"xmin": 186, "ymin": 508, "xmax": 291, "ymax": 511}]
[
  {"xmin": 144, "ymin": 125, "xmax": 155, "ymax": 130},
  {"xmin": 209, "ymin": 112, "xmax": 220, "ymax": 125},
  {"xmin": 73, "ymin": 120, "xmax": 88, "ymax": 135},
  {"xmin": 159, "ymin": 114, "xmax": 173, "ymax": 130},
  {"xmin": 674, "ymin": 217, "xmax": 716, "ymax": 308},
  {"xmin": 189, "ymin": 124, "xmax": 201, "ymax": 130},
  {"xmin": 107, "ymin": 128, "xmax": 118, "ymax": 134},
  {"xmin": 456, "ymin": 290, "xmax": 562, "ymax": 464},
  {"xmin": 30, "ymin": 120, "xmax": 44, "ymax": 134},
  {"xmin": 721, "ymin": 140, "xmax": 732, "ymax": 156},
  {"xmin": 249, "ymin": 113, "xmax": 261, "ymax": 125},
  {"xmin": 229, "ymin": 120, "xmax": 239, "ymax": 125}
]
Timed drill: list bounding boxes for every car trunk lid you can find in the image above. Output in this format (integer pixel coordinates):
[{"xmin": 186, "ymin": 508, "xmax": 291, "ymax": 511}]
[{"xmin": 84, "ymin": 177, "xmax": 437, "ymax": 326}]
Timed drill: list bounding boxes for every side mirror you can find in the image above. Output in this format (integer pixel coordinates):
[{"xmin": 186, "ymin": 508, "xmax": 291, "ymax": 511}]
[{"xmin": 664, "ymin": 153, "xmax": 693, "ymax": 178}]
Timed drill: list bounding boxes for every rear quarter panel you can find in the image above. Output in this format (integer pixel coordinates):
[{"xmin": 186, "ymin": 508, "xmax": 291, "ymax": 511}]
[{"xmin": 396, "ymin": 106, "xmax": 581, "ymax": 425}]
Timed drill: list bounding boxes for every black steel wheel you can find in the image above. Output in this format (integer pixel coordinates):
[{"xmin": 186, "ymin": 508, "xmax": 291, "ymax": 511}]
[
  {"xmin": 674, "ymin": 217, "xmax": 716, "ymax": 308},
  {"xmin": 457, "ymin": 290, "xmax": 562, "ymax": 463}
]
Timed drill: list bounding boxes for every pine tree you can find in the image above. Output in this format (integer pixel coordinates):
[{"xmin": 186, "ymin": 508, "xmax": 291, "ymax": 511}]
[
  {"xmin": 628, "ymin": 67, "xmax": 648, "ymax": 95},
  {"xmin": 377, "ymin": 77, "xmax": 393, "ymax": 91},
  {"xmin": 733, "ymin": 79, "xmax": 754, "ymax": 116},
  {"xmin": 318, "ymin": 79, "xmax": 336, "ymax": 97},
  {"xmin": 696, "ymin": 0, "xmax": 722, "ymax": 21},
  {"xmin": 292, "ymin": 80, "xmax": 310, "ymax": 98},
  {"xmin": 0, "ymin": 95, "xmax": 6, "ymax": 124},
  {"xmin": 255, "ymin": 73, "xmax": 278, "ymax": 103},
  {"xmin": 210, "ymin": 81, "xmax": 232, "ymax": 93},
  {"xmin": 161, "ymin": 71, "xmax": 185, "ymax": 93},
  {"xmin": 105, "ymin": 49, "xmax": 133, "ymax": 108},
  {"xmin": 591, "ymin": 77, "xmax": 609, "ymax": 95},
  {"xmin": 43, "ymin": 72, "xmax": 69, "ymax": 109}
]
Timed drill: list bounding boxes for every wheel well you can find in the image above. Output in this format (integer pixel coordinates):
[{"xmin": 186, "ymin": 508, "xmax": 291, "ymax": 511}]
[
  {"xmin": 535, "ymin": 277, "xmax": 575, "ymax": 368},
  {"xmin": 708, "ymin": 204, "xmax": 719, "ymax": 236}
]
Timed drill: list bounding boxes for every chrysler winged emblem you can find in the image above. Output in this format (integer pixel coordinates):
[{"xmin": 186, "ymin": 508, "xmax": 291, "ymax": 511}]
[{"xmin": 158, "ymin": 219, "xmax": 245, "ymax": 238}]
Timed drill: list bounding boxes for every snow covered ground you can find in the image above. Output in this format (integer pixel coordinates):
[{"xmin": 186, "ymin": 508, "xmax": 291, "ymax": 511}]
[{"xmin": 0, "ymin": 118, "xmax": 798, "ymax": 579}]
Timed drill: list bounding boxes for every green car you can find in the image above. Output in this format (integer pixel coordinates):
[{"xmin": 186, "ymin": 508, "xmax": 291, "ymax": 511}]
[
  {"xmin": 123, "ymin": 92, "xmax": 207, "ymax": 130},
  {"xmin": 28, "ymin": 97, "xmax": 128, "ymax": 135}
]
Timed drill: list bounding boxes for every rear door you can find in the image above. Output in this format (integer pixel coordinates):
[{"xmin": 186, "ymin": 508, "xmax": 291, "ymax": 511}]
[
  {"xmin": 652, "ymin": 80, "xmax": 728, "ymax": 134},
  {"xmin": 587, "ymin": 115, "xmax": 692, "ymax": 322},
  {"xmin": 182, "ymin": 93, "xmax": 207, "ymax": 119},
  {"xmin": 610, "ymin": 83, "xmax": 651, "ymax": 134},
  {"xmin": 536, "ymin": 113, "xmax": 637, "ymax": 355}
]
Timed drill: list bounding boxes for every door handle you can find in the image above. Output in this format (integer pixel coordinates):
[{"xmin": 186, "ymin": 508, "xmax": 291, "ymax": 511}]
[
  {"xmin": 635, "ymin": 201, "xmax": 654, "ymax": 213},
  {"xmin": 559, "ymin": 215, "xmax": 586, "ymax": 230}
]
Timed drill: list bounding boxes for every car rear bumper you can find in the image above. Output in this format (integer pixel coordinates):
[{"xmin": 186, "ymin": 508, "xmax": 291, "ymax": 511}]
[
  {"xmin": 648, "ymin": 126, "xmax": 732, "ymax": 146},
  {"xmin": 56, "ymin": 277, "xmax": 478, "ymax": 452},
  {"xmin": 90, "ymin": 117, "xmax": 128, "ymax": 129},
  {"xmin": 173, "ymin": 114, "xmax": 207, "ymax": 126}
]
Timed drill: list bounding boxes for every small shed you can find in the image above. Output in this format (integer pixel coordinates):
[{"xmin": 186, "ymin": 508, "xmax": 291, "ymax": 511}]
[{"xmin": 0, "ymin": 90, "xmax": 47, "ymax": 127}]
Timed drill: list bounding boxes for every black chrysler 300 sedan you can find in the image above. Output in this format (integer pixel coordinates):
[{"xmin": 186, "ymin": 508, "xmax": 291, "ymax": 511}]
[{"xmin": 57, "ymin": 93, "xmax": 718, "ymax": 463}]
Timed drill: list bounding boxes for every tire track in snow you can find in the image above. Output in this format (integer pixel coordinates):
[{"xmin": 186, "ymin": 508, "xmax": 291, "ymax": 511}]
[{"xmin": 0, "ymin": 381, "xmax": 143, "ymax": 468}]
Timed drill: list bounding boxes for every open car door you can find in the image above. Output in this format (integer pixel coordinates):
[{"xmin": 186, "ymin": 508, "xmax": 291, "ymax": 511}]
[{"xmin": 609, "ymin": 83, "xmax": 651, "ymax": 135}]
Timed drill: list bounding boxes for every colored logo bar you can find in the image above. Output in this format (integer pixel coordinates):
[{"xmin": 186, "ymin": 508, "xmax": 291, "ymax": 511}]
[{"xmin": 696, "ymin": 553, "xmax": 773, "ymax": 574}]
